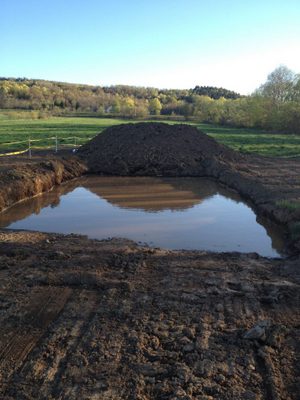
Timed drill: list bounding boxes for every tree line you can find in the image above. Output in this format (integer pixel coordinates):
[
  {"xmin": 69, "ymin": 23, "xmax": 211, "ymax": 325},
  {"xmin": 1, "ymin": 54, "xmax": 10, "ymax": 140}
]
[{"xmin": 0, "ymin": 65, "xmax": 299, "ymax": 133}]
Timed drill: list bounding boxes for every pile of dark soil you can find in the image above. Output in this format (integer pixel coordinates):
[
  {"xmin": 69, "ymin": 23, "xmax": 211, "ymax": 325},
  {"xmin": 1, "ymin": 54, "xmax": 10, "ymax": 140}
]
[{"xmin": 78, "ymin": 122, "xmax": 242, "ymax": 176}]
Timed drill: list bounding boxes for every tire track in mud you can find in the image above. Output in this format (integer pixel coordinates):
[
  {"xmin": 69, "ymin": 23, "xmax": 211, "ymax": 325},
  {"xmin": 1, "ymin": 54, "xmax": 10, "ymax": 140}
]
[
  {"xmin": 0, "ymin": 238, "xmax": 299, "ymax": 399},
  {"xmin": 221, "ymin": 283, "xmax": 286, "ymax": 399},
  {"xmin": 255, "ymin": 302, "xmax": 300, "ymax": 400},
  {"xmin": 3, "ymin": 288, "xmax": 128, "ymax": 400},
  {"xmin": 255, "ymin": 347, "xmax": 284, "ymax": 400},
  {"xmin": 1, "ymin": 289, "xmax": 100, "ymax": 400},
  {"xmin": 49, "ymin": 290, "xmax": 99, "ymax": 399},
  {"xmin": 0, "ymin": 286, "xmax": 72, "ymax": 396}
]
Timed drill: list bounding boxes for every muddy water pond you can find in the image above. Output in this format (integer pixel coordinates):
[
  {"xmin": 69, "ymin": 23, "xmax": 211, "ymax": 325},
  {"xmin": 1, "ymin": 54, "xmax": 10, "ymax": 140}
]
[{"xmin": 0, "ymin": 176, "xmax": 285, "ymax": 257}]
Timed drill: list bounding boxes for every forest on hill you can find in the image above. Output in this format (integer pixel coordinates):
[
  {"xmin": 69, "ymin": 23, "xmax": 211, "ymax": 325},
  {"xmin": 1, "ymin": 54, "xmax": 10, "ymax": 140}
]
[{"xmin": 1, "ymin": 65, "xmax": 299, "ymax": 133}]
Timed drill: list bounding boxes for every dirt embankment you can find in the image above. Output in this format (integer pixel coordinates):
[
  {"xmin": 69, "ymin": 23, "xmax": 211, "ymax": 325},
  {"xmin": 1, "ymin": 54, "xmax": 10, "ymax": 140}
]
[
  {"xmin": 205, "ymin": 155, "xmax": 300, "ymax": 252},
  {"xmin": 78, "ymin": 123, "xmax": 300, "ymax": 252},
  {"xmin": 0, "ymin": 230, "xmax": 299, "ymax": 400},
  {"xmin": 0, "ymin": 155, "xmax": 87, "ymax": 213}
]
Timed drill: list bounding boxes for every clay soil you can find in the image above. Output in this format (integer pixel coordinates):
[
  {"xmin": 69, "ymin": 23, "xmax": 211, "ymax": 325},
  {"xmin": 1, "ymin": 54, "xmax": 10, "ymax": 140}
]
[{"xmin": 0, "ymin": 124, "xmax": 300, "ymax": 399}]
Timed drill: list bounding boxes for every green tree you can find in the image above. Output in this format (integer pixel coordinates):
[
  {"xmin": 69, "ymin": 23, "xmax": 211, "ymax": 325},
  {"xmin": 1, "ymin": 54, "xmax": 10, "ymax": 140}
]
[
  {"xmin": 258, "ymin": 65, "xmax": 296, "ymax": 103},
  {"xmin": 148, "ymin": 98, "xmax": 162, "ymax": 115},
  {"xmin": 112, "ymin": 96, "xmax": 121, "ymax": 114},
  {"xmin": 121, "ymin": 97, "xmax": 136, "ymax": 116}
]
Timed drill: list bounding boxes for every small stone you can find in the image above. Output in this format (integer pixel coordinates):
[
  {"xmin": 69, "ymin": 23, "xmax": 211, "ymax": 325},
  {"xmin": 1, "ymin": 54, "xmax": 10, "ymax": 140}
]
[
  {"xmin": 145, "ymin": 377, "xmax": 156, "ymax": 384},
  {"xmin": 183, "ymin": 343, "xmax": 195, "ymax": 353},
  {"xmin": 244, "ymin": 320, "xmax": 270, "ymax": 341},
  {"xmin": 55, "ymin": 250, "xmax": 67, "ymax": 258},
  {"xmin": 215, "ymin": 374, "xmax": 226, "ymax": 384},
  {"xmin": 179, "ymin": 336, "xmax": 192, "ymax": 345}
]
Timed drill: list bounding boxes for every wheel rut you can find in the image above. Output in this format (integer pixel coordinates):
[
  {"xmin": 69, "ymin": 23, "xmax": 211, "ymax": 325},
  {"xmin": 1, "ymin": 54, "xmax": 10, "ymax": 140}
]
[{"xmin": 0, "ymin": 286, "xmax": 72, "ymax": 395}]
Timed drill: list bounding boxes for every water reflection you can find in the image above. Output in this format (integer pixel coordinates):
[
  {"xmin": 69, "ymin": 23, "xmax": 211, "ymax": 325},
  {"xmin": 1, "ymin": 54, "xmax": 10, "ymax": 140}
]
[
  {"xmin": 82, "ymin": 176, "xmax": 221, "ymax": 212},
  {"xmin": 0, "ymin": 180, "xmax": 78, "ymax": 227},
  {"xmin": 0, "ymin": 176, "xmax": 286, "ymax": 257}
]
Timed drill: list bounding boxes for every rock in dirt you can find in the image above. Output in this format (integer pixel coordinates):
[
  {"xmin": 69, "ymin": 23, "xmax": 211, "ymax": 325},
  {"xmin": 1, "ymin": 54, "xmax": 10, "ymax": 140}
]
[
  {"xmin": 244, "ymin": 320, "xmax": 271, "ymax": 341},
  {"xmin": 244, "ymin": 320, "xmax": 287, "ymax": 348}
]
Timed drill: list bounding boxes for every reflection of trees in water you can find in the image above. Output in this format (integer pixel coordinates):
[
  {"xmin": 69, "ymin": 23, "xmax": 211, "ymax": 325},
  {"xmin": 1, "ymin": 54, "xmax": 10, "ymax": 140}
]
[
  {"xmin": 0, "ymin": 176, "xmax": 227, "ymax": 225},
  {"xmin": 0, "ymin": 176, "xmax": 286, "ymax": 255},
  {"xmin": 80, "ymin": 177, "xmax": 286, "ymax": 254},
  {"xmin": 81, "ymin": 177, "xmax": 224, "ymax": 212}
]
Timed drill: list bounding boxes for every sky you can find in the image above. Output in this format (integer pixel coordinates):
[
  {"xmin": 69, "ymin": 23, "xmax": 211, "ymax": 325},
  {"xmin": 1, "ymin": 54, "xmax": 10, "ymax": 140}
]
[{"xmin": 1, "ymin": 0, "xmax": 300, "ymax": 94}]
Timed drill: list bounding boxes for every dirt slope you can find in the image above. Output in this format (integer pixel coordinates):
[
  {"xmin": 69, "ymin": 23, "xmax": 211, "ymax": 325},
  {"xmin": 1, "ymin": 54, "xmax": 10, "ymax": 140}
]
[{"xmin": 0, "ymin": 155, "xmax": 87, "ymax": 213}]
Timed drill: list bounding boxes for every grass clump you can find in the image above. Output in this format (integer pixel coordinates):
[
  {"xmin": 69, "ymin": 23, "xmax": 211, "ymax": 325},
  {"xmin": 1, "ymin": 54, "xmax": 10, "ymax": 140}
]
[
  {"xmin": 290, "ymin": 222, "xmax": 300, "ymax": 240},
  {"xmin": 276, "ymin": 200, "xmax": 300, "ymax": 212}
]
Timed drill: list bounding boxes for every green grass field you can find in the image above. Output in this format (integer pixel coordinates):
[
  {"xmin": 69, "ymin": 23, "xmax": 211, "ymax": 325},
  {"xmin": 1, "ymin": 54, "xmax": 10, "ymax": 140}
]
[
  {"xmin": 198, "ymin": 124, "xmax": 300, "ymax": 157},
  {"xmin": 0, "ymin": 112, "xmax": 300, "ymax": 157}
]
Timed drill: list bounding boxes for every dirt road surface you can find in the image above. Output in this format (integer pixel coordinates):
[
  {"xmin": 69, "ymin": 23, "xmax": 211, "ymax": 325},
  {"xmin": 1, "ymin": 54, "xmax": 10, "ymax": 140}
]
[{"xmin": 0, "ymin": 230, "xmax": 299, "ymax": 400}]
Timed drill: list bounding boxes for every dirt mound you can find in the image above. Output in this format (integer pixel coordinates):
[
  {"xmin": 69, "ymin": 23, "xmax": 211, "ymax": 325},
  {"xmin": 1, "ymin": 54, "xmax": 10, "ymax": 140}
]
[{"xmin": 78, "ymin": 122, "xmax": 241, "ymax": 176}]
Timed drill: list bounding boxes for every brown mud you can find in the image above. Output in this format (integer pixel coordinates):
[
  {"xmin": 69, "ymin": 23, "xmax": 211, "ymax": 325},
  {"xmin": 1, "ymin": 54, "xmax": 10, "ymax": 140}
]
[
  {"xmin": 0, "ymin": 123, "xmax": 300, "ymax": 399},
  {"xmin": 0, "ymin": 230, "xmax": 299, "ymax": 400}
]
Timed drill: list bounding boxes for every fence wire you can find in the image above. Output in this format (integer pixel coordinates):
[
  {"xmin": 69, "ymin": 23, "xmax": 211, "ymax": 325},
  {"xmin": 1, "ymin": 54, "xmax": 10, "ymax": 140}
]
[{"xmin": 0, "ymin": 136, "xmax": 92, "ymax": 157}]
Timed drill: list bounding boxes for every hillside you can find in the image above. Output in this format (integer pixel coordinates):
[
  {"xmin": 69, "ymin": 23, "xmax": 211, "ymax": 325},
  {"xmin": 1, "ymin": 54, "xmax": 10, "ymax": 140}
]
[
  {"xmin": 1, "ymin": 68, "xmax": 299, "ymax": 134},
  {"xmin": 0, "ymin": 77, "xmax": 240, "ymax": 117}
]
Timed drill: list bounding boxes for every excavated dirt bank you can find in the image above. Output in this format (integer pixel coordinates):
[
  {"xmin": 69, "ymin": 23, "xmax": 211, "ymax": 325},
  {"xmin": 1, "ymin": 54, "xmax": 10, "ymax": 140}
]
[{"xmin": 0, "ymin": 154, "xmax": 87, "ymax": 213}]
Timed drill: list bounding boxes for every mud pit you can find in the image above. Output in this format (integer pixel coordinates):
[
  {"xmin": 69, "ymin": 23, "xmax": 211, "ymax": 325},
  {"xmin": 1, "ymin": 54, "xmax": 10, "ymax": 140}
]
[{"xmin": 0, "ymin": 123, "xmax": 300, "ymax": 399}]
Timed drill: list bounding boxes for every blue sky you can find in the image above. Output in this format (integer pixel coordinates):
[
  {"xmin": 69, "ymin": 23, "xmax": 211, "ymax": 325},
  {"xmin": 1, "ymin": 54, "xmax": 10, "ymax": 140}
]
[{"xmin": 1, "ymin": 0, "xmax": 300, "ymax": 94}]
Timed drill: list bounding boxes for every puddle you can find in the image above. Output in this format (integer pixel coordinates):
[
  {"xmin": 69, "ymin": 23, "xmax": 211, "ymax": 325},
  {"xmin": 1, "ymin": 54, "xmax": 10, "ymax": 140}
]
[{"xmin": 0, "ymin": 176, "xmax": 285, "ymax": 257}]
